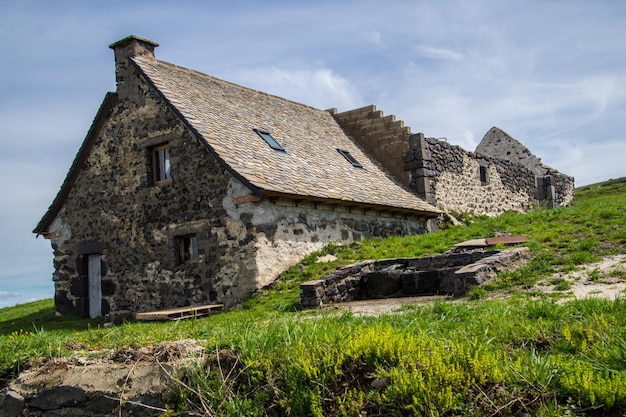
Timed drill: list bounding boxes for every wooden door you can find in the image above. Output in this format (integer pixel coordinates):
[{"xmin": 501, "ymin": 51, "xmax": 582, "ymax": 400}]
[{"xmin": 87, "ymin": 254, "xmax": 102, "ymax": 318}]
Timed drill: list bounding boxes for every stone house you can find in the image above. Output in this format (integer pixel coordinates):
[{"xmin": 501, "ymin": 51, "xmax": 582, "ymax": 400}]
[
  {"xmin": 34, "ymin": 36, "xmax": 573, "ymax": 318},
  {"xmin": 33, "ymin": 36, "xmax": 441, "ymax": 317}
]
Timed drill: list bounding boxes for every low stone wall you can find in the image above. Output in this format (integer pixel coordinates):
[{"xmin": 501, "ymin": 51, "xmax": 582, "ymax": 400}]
[{"xmin": 300, "ymin": 248, "xmax": 530, "ymax": 308}]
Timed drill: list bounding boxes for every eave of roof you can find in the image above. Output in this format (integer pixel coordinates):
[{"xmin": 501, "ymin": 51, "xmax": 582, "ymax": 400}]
[
  {"xmin": 33, "ymin": 92, "xmax": 118, "ymax": 235},
  {"xmin": 259, "ymin": 190, "xmax": 438, "ymax": 218}
]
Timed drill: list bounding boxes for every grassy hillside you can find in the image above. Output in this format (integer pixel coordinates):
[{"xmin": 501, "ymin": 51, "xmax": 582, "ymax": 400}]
[{"xmin": 1, "ymin": 178, "xmax": 625, "ymax": 416}]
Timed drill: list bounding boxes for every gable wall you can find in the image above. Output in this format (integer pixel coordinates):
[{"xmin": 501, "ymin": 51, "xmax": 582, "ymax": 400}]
[
  {"xmin": 476, "ymin": 127, "xmax": 574, "ymax": 208},
  {"xmin": 48, "ymin": 69, "xmax": 251, "ymax": 315}
]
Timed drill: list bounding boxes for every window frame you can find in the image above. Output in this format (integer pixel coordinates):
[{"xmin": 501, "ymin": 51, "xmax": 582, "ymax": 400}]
[
  {"xmin": 479, "ymin": 165, "xmax": 489, "ymax": 185},
  {"xmin": 253, "ymin": 129, "xmax": 285, "ymax": 152},
  {"xmin": 179, "ymin": 235, "xmax": 199, "ymax": 264},
  {"xmin": 337, "ymin": 148, "xmax": 363, "ymax": 168},
  {"xmin": 152, "ymin": 143, "xmax": 172, "ymax": 184}
]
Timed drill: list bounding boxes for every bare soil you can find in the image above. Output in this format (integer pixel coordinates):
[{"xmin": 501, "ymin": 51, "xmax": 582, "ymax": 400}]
[
  {"xmin": 537, "ymin": 254, "xmax": 626, "ymax": 300},
  {"xmin": 6, "ymin": 340, "xmax": 205, "ymax": 411}
]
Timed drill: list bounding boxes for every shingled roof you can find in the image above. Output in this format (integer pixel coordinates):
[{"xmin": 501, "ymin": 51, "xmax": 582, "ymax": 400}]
[{"xmin": 132, "ymin": 56, "xmax": 439, "ymax": 216}]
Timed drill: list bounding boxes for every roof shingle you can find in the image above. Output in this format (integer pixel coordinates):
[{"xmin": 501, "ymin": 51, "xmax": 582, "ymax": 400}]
[{"xmin": 133, "ymin": 56, "xmax": 439, "ymax": 215}]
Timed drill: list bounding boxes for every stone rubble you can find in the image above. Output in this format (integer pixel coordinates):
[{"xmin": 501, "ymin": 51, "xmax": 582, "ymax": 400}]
[{"xmin": 300, "ymin": 247, "xmax": 530, "ymax": 308}]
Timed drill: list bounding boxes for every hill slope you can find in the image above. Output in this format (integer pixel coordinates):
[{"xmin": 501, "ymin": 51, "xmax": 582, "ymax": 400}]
[{"xmin": 1, "ymin": 178, "xmax": 625, "ymax": 416}]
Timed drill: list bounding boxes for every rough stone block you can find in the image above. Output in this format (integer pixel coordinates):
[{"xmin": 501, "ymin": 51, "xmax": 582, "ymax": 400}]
[
  {"xmin": 300, "ymin": 280, "xmax": 324, "ymax": 289},
  {"xmin": 401, "ymin": 270, "xmax": 439, "ymax": 295},
  {"xmin": 408, "ymin": 257, "xmax": 432, "ymax": 269},
  {"xmin": 362, "ymin": 272, "xmax": 402, "ymax": 299},
  {"xmin": 29, "ymin": 386, "xmax": 87, "ymax": 410},
  {"xmin": 445, "ymin": 253, "xmax": 473, "ymax": 267},
  {"xmin": 0, "ymin": 391, "xmax": 25, "ymax": 417},
  {"xmin": 455, "ymin": 263, "xmax": 488, "ymax": 276},
  {"xmin": 466, "ymin": 271, "xmax": 488, "ymax": 286},
  {"xmin": 85, "ymin": 395, "xmax": 119, "ymax": 413},
  {"xmin": 430, "ymin": 256, "xmax": 451, "ymax": 269}
]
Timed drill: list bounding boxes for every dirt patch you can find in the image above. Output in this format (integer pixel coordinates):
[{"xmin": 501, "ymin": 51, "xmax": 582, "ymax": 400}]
[
  {"xmin": 324, "ymin": 295, "xmax": 451, "ymax": 315},
  {"xmin": 537, "ymin": 254, "xmax": 626, "ymax": 301},
  {"xmin": 3, "ymin": 340, "xmax": 204, "ymax": 415}
]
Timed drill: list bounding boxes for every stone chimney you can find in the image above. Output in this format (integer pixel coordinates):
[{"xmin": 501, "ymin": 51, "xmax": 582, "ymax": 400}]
[{"xmin": 108, "ymin": 35, "xmax": 159, "ymax": 100}]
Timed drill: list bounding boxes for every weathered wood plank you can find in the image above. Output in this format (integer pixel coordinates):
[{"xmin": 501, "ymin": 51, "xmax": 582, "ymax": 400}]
[{"xmin": 133, "ymin": 304, "xmax": 224, "ymax": 321}]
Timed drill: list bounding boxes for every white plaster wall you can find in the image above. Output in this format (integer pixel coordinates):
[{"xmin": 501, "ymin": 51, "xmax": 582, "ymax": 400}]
[
  {"xmin": 224, "ymin": 178, "xmax": 427, "ymax": 291},
  {"xmin": 47, "ymin": 207, "xmax": 72, "ymax": 246}
]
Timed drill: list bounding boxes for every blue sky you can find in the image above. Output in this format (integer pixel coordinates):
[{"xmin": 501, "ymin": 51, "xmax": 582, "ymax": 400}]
[{"xmin": 1, "ymin": 0, "xmax": 625, "ymax": 307}]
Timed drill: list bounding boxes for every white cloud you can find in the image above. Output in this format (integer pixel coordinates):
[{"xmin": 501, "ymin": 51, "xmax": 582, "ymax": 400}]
[
  {"xmin": 413, "ymin": 45, "xmax": 463, "ymax": 61},
  {"xmin": 0, "ymin": 291, "xmax": 20, "ymax": 300},
  {"xmin": 230, "ymin": 66, "xmax": 363, "ymax": 110},
  {"xmin": 365, "ymin": 31, "xmax": 382, "ymax": 46}
]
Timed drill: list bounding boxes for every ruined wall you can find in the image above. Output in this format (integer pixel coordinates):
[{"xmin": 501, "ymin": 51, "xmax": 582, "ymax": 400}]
[
  {"xmin": 404, "ymin": 134, "xmax": 539, "ymax": 216},
  {"xmin": 533, "ymin": 172, "xmax": 574, "ymax": 209},
  {"xmin": 476, "ymin": 127, "xmax": 575, "ymax": 207}
]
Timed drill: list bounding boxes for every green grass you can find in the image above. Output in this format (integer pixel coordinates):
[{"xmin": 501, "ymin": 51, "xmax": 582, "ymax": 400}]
[{"xmin": 2, "ymin": 178, "xmax": 626, "ymax": 415}]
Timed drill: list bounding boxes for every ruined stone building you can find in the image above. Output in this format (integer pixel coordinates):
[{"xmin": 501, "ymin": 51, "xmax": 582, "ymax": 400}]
[{"xmin": 34, "ymin": 36, "xmax": 573, "ymax": 317}]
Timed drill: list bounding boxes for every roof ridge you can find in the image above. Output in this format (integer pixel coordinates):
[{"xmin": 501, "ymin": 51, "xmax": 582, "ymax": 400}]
[{"xmin": 132, "ymin": 56, "xmax": 327, "ymax": 114}]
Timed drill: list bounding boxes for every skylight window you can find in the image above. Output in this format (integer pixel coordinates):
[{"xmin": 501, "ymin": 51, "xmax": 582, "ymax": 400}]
[
  {"xmin": 337, "ymin": 149, "xmax": 363, "ymax": 168},
  {"xmin": 254, "ymin": 129, "xmax": 285, "ymax": 151}
]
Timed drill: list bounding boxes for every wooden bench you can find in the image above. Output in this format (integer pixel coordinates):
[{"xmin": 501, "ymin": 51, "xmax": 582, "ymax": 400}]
[{"xmin": 132, "ymin": 304, "xmax": 224, "ymax": 321}]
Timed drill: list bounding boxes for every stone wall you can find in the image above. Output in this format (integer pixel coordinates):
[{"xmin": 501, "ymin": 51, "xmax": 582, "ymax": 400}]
[
  {"xmin": 333, "ymin": 110, "xmax": 574, "ymax": 217},
  {"xmin": 300, "ymin": 247, "xmax": 530, "ymax": 308},
  {"xmin": 49, "ymin": 77, "xmax": 239, "ymax": 314},
  {"xmin": 404, "ymin": 134, "xmax": 539, "ymax": 216}
]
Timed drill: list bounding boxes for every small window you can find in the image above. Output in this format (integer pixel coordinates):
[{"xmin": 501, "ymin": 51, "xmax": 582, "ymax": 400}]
[
  {"xmin": 479, "ymin": 166, "xmax": 489, "ymax": 184},
  {"xmin": 254, "ymin": 129, "xmax": 285, "ymax": 151},
  {"xmin": 152, "ymin": 144, "xmax": 171, "ymax": 184},
  {"xmin": 337, "ymin": 149, "xmax": 363, "ymax": 168},
  {"xmin": 179, "ymin": 235, "xmax": 198, "ymax": 263}
]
